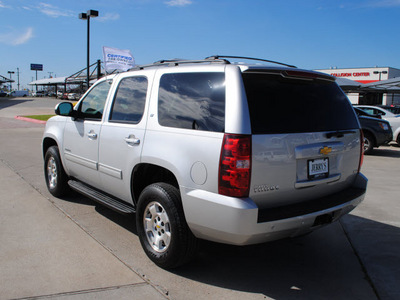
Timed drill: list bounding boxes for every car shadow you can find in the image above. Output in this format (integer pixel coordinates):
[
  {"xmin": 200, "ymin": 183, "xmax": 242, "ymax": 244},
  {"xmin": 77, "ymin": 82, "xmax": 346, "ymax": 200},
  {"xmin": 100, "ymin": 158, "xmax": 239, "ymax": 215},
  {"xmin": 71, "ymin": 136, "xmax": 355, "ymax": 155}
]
[
  {"xmin": 55, "ymin": 190, "xmax": 137, "ymax": 233},
  {"xmin": 89, "ymin": 200, "xmax": 396, "ymax": 299},
  {"xmin": 0, "ymin": 98, "xmax": 33, "ymax": 110},
  {"xmin": 367, "ymin": 149, "xmax": 400, "ymax": 157},
  {"xmin": 340, "ymin": 215, "xmax": 399, "ymax": 300},
  {"xmin": 368, "ymin": 147, "xmax": 400, "ymax": 158},
  {"xmin": 95, "ymin": 204, "xmax": 137, "ymax": 234},
  {"xmin": 168, "ymin": 214, "xmax": 396, "ymax": 299}
]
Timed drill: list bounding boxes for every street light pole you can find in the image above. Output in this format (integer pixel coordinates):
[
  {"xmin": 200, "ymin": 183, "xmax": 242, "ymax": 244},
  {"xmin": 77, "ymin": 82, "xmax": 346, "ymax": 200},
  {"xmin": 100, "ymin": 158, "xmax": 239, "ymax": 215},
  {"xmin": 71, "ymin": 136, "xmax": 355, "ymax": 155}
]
[
  {"xmin": 17, "ymin": 68, "xmax": 20, "ymax": 90},
  {"xmin": 79, "ymin": 10, "xmax": 99, "ymax": 90}
]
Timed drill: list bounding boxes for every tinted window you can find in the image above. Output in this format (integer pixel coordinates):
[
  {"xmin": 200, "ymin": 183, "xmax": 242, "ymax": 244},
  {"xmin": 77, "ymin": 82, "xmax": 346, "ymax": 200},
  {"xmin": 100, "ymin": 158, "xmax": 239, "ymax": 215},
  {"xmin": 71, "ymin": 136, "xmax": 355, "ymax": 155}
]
[
  {"xmin": 242, "ymin": 73, "xmax": 359, "ymax": 134},
  {"xmin": 79, "ymin": 81, "xmax": 111, "ymax": 120},
  {"xmin": 110, "ymin": 76, "xmax": 148, "ymax": 124},
  {"xmin": 358, "ymin": 107, "xmax": 383, "ymax": 117},
  {"xmin": 158, "ymin": 73, "xmax": 225, "ymax": 132}
]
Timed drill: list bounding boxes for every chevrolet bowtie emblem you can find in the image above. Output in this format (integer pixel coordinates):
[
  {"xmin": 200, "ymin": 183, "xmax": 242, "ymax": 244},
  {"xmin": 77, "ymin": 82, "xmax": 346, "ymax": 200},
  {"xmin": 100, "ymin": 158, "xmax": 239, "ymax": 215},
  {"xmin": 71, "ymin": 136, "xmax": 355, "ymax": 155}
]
[{"xmin": 320, "ymin": 146, "xmax": 332, "ymax": 155}]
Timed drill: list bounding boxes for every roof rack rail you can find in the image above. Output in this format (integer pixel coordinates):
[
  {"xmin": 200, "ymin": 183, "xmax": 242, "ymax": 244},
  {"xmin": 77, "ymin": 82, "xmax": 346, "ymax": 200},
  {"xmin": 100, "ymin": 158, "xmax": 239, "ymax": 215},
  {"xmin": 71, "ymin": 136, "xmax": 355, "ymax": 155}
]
[
  {"xmin": 205, "ymin": 55, "xmax": 297, "ymax": 68},
  {"xmin": 128, "ymin": 55, "xmax": 296, "ymax": 71},
  {"xmin": 130, "ymin": 58, "xmax": 230, "ymax": 70}
]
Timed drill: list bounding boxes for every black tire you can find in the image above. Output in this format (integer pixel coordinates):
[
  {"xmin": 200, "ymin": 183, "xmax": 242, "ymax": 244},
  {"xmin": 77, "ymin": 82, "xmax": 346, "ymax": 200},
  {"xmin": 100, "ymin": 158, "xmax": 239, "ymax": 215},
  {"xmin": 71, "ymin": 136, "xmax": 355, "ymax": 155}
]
[
  {"xmin": 44, "ymin": 146, "xmax": 70, "ymax": 197},
  {"xmin": 363, "ymin": 132, "xmax": 374, "ymax": 155},
  {"xmin": 136, "ymin": 183, "xmax": 198, "ymax": 269}
]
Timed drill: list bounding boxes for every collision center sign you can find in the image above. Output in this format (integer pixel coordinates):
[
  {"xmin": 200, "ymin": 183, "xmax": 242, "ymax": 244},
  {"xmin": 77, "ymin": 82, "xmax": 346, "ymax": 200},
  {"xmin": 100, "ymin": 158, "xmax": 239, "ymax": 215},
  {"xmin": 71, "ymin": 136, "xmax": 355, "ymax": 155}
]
[
  {"xmin": 317, "ymin": 67, "xmax": 392, "ymax": 84},
  {"xmin": 330, "ymin": 72, "xmax": 370, "ymax": 78}
]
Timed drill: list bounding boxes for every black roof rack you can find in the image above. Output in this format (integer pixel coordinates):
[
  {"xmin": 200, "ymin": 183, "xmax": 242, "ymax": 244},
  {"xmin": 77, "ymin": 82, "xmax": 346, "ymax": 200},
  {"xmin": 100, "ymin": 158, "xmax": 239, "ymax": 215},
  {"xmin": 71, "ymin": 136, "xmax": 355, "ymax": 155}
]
[
  {"xmin": 129, "ymin": 55, "xmax": 296, "ymax": 71},
  {"xmin": 131, "ymin": 58, "xmax": 230, "ymax": 70},
  {"xmin": 206, "ymin": 55, "xmax": 297, "ymax": 68}
]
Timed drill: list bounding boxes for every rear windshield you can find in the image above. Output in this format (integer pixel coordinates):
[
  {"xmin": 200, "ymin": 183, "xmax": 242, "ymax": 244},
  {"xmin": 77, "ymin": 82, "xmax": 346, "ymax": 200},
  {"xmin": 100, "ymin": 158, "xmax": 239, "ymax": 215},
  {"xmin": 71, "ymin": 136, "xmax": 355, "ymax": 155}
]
[{"xmin": 242, "ymin": 73, "xmax": 359, "ymax": 134}]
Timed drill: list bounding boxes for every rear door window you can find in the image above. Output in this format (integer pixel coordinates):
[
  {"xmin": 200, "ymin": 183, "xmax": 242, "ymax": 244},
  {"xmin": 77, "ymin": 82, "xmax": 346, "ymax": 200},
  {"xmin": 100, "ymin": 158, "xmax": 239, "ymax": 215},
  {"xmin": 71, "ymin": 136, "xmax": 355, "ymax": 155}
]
[
  {"xmin": 242, "ymin": 72, "xmax": 359, "ymax": 134},
  {"xmin": 109, "ymin": 76, "xmax": 148, "ymax": 124}
]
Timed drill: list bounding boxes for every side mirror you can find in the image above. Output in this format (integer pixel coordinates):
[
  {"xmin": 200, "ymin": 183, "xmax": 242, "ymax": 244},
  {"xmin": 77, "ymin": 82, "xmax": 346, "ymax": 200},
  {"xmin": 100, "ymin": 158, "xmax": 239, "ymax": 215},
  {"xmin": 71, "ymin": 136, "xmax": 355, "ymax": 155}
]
[{"xmin": 55, "ymin": 102, "xmax": 74, "ymax": 117}]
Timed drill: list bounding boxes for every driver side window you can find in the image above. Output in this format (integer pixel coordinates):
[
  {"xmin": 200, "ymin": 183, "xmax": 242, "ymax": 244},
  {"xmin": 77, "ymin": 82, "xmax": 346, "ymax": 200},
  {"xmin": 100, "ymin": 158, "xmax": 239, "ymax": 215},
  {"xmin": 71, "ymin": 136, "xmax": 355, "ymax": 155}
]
[{"xmin": 78, "ymin": 81, "xmax": 111, "ymax": 120}]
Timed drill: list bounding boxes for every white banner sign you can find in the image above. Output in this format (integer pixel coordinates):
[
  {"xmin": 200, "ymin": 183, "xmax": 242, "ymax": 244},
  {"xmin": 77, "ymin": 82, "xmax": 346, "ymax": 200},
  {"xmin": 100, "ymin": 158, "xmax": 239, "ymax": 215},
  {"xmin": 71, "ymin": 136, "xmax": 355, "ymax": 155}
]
[{"xmin": 102, "ymin": 46, "xmax": 135, "ymax": 72}]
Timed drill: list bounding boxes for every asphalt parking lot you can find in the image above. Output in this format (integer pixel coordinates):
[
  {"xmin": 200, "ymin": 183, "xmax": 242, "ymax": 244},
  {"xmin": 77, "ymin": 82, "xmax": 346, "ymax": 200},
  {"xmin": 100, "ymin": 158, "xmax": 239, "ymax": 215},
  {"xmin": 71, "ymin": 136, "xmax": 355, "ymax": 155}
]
[{"xmin": 0, "ymin": 97, "xmax": 399, "ymax": 300}]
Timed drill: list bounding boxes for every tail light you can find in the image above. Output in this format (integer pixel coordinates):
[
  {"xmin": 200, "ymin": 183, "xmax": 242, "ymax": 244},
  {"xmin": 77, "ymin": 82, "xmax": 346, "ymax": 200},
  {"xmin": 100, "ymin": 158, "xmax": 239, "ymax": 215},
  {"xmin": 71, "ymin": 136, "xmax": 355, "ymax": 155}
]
[
  {"xmin": 358, "ymin": 130, "xmax": 364, "ymax": 173},
  {"xmin": 218, "ymin": 134, "xmax": 251, "ymax": 197}
]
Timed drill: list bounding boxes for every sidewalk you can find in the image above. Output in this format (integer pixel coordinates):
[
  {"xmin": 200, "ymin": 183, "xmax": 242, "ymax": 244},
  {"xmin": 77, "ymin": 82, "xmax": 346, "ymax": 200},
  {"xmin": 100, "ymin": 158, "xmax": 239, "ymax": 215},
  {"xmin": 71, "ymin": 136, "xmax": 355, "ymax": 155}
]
[{"xmin": 0, "ymin": 160, "xmax": 166, "ymax": 299}]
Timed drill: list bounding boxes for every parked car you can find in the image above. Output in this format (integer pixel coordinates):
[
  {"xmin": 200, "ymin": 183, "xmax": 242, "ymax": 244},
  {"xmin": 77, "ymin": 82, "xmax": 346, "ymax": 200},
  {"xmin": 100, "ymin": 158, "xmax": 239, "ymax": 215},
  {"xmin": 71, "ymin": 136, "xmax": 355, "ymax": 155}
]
[
  {"xmin": 9, "ymin": 90, "xmax": 29, "ymax": 97},
  {"xmin": 42, "ymin": 56, "xmax": 367, "ymax": 268},
  {"xmin": 60, "ymin": 93, "xmax": 69, "ymax": 100},
  {"xmin": 32, "ymin": 91, "xmax": 46, "ymax": 97},
  {"xmin": 353, "ymin": 107, "xmax": 393, "ymax": 154},
  {"xmin": 377, "ymin": 105, "xmax": 400, "ymax": 115},
  {"xmin": 355, "ymin": 105, "xmax": 400, "ymax": 145},
  {"xmin": 68, "ymin": 93, "xmax": 80, "ymax": 100}
]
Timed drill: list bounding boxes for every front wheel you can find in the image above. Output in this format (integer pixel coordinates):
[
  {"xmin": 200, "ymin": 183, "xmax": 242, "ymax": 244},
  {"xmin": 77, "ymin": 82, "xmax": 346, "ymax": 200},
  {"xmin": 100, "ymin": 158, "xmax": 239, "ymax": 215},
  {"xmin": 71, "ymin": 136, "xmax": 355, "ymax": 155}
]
[
  {"xmin": 44, "ymin": 146, "xmax": 69, "ymax": 197},
  {"xmin": 136, "ymin": 183, "xmax": 198, "ymax": 269}
]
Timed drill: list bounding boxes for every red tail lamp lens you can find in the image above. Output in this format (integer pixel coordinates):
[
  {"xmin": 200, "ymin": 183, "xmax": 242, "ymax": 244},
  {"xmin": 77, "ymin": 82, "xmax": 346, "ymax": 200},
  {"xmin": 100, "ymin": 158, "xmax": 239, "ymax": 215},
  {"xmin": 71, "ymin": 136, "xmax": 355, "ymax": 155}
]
[{"xmin": 219, "ymin": 134, "xmax": 251, "ymax": 197}]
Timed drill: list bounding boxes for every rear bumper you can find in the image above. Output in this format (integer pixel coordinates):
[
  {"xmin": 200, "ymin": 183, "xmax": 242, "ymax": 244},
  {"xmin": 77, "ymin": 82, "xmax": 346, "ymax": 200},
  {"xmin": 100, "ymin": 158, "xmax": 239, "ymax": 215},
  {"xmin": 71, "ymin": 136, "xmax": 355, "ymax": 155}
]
[{"xmin": 182, "ymin": 173, "xmax": 367, "ymax": 245}]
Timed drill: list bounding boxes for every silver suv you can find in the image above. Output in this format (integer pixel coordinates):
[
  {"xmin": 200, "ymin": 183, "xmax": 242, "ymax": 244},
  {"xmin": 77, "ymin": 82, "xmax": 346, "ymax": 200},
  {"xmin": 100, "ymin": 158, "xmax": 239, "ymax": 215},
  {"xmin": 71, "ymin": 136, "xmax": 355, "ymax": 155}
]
[{"xmin": 42, "ymin": 56, "xmax": 367, "ymax": 268}]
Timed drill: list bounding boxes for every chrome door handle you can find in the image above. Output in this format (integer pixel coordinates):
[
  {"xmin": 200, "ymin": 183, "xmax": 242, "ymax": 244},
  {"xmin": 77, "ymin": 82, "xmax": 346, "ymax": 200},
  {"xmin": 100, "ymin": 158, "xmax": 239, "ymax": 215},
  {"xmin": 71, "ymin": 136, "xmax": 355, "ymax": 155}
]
[
  {"xmin": 124, "ymin": 134, "xmax": 140, "ymax": 146},
  {"xmin": 88, "ymin": 130, "xmax": 98, "ymax": 140}
]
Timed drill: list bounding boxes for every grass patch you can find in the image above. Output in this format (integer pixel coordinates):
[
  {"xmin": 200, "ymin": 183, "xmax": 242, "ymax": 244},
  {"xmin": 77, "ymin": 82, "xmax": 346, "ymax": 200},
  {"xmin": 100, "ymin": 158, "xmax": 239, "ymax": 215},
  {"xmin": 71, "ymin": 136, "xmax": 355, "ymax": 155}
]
[{"xmin": 23, "ymin": 115, "xmax": 54, "ymax": 121}]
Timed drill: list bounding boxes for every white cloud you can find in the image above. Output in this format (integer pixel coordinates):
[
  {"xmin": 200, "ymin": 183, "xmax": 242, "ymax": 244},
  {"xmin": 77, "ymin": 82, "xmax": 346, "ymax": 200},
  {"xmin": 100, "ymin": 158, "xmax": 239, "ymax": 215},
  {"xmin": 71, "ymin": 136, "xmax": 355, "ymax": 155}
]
[
  {"xmin": 13, "ymin": 27, "xmax": 34, "ymax": 45},
  {"xmin": 37, "ymin": 2, "xmax": 73, "ymax": 18},
  {"xmin": 0, "ymin": 1, "xmax": 10, "ymax": 8},
  {"xmin": 0, "ymin": 27, "xmax": 34, "ymax": 45},
  {"xmin": 165, "ymin": 0, "xmax": 193, "ymax": 7},
  {"xmin": 97, "ymin": 12, "xmax": 120, "ymax": 22}
]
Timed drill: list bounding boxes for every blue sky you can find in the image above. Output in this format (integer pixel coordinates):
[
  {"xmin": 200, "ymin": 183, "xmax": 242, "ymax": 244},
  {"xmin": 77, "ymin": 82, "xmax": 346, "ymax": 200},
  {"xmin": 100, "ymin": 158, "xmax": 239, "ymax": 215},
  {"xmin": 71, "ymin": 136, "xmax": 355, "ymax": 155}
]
[{"xmin": 1, "ymin": 0, "xmax": 400, "ymax": 89}]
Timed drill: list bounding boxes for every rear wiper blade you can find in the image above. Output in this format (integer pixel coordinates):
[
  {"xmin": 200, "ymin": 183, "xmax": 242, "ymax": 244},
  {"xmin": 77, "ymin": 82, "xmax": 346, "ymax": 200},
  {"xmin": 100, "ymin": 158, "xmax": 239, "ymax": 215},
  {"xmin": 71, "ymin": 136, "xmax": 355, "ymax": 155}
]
[{"xmin": 326, "ymin": 130, "xmax": 356, "ymax": 139}]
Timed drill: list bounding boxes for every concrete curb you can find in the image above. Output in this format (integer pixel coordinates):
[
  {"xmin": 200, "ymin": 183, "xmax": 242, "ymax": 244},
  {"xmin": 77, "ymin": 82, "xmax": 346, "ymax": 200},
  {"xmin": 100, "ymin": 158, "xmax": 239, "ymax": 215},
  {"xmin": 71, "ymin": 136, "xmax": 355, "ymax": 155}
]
[{"xmin": 15, "ymin": 115, "xmax": 47, "ymax": 124}]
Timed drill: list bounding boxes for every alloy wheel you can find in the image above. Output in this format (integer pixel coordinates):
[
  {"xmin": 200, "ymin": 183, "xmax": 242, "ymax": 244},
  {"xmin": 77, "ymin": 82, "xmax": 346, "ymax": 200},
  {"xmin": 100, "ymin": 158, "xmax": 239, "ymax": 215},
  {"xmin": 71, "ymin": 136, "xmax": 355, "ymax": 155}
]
[{"xmin": 143, "ymin": 201, "xmax": 171, "ymax": 253}]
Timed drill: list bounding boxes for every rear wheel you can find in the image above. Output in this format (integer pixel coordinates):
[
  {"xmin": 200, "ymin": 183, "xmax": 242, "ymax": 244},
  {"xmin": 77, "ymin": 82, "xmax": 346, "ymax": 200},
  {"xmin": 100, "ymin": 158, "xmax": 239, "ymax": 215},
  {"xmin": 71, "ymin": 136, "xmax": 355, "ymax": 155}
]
[
  {"xmin": 44, "ymin": 146, "xmax": 69, "ymax": 197},
  {"xmin": 136, "ymin": 183, "xmax": 198, "ymax": 269},
  {"xmin": 363, "ymin": 132, "xmax": 374, "ymax": 155}
]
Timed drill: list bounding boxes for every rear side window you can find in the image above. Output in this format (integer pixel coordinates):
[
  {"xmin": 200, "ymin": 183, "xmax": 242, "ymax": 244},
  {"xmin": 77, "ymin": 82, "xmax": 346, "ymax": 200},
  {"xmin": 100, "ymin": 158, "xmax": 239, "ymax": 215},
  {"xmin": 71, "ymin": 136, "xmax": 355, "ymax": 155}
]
[
  {"xmin": 158, "ymin": 72, "xmax": 225, "ymax": 132},
  {"xmin": 110, "ymin": 76, "xmax": 148, "ymax": 124},
  {"xmin": 242, "ymin": 73, "xmax": 359, "ymax": 134}
]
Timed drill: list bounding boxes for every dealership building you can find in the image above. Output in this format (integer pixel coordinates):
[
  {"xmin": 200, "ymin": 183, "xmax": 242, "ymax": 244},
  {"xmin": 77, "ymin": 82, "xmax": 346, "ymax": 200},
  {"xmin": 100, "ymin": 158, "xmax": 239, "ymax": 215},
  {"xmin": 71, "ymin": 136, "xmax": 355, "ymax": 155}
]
[{"xmin": 317, "ymin": 67, "xmax": 400, "ymax": 105}]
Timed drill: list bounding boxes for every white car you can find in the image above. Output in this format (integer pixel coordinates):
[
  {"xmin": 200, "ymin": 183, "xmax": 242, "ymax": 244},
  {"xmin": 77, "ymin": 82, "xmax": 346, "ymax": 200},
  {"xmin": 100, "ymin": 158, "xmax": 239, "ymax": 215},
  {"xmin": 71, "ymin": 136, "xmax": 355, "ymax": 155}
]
[
  {"xmin": 355, "ymin": 105, "xmax": 400, "ymax": 145},
  {"xmin": 67, "ymin": 93, "xmax": 78, "ymax": 100}
]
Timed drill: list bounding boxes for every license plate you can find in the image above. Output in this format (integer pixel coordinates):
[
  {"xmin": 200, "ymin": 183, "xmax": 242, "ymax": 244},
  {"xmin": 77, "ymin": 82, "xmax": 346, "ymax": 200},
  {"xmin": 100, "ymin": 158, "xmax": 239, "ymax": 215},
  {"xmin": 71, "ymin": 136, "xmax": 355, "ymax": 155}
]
[{"xmin": 308, "ymin": 158, "xmax": 329, "ymax": 179}]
